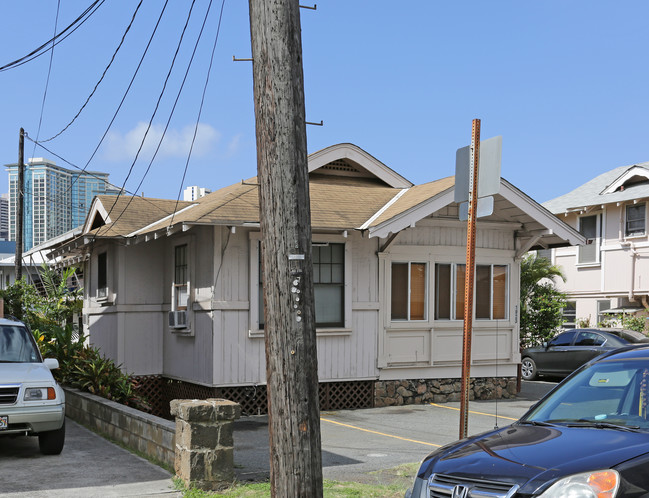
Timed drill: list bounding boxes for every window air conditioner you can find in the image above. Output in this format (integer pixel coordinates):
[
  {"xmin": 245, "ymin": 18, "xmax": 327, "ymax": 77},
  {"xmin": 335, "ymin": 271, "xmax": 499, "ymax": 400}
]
[
  {"xmin": 96, "ymin": 287, "xmax": 109, "ymax": 301},
  {"xmin": 169, "ymin": 310, "xmax": 187, "ymax": 329}
]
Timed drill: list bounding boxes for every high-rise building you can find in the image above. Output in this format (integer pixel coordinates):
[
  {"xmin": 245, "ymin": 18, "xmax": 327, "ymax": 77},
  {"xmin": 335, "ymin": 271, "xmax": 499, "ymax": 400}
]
[
  {"xmin": 183, "ymin": 186, "xmax": 211, "ymax": 201},
  {"xmin": 0, "ymin": 193, "xmax": 8, "ymax": 240},
  {"xmin": 6, "ymin": 158, "xmax": 119, "ymax": 250}
]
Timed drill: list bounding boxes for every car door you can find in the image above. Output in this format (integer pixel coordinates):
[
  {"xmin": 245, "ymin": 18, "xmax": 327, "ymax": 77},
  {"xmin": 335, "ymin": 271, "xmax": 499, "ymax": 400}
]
[
  {"xmin": 569, "ymin": 331, "xmax": 608, "ymax": 373},
  {"xmin": 538, "ymin": 331, "xmax": 577, "ymax": 375}
]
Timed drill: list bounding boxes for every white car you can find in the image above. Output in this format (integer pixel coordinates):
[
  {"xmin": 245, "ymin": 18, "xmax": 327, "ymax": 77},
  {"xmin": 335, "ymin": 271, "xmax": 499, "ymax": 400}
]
[{"xmin": 0, "ymin": 318, "xmax": 65, "ymax": 455}]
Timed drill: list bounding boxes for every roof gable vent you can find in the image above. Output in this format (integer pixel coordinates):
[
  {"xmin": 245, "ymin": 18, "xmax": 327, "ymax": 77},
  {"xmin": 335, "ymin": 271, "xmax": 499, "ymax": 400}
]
[
  {"xmin": 602, "ymin": 165, "xmax": 649, "ymax": 194},
  {"xmin": 317, "ymin": 159, "xmax": 373, "ymax": 179}
]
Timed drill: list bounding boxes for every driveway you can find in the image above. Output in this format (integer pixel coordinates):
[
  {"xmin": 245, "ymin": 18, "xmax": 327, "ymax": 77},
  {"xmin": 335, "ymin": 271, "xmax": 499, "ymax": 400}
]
[
  {"xmin": 0, "ymin": 420, "xmax": 179, "ymax": 497},
  {"xmin": 0, "ymin": 380, "xmax": 555, "ymax": 496}
]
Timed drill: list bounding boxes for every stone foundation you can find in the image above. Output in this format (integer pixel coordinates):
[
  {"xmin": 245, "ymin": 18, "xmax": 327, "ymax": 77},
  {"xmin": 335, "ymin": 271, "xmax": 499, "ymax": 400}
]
[{"xmin": 374, "ymin": 377, "xmax": 517, "ymax": 407}]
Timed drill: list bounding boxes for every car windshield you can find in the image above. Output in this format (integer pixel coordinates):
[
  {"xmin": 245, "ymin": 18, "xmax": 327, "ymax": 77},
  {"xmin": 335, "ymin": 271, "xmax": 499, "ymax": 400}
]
[
  {"xmin": 0, "ymin": 325, "xmax": 41, "ymax": 363},
  {"xmin": 523, "ymin": 357, "xmax": 649, "ymax": 431}
]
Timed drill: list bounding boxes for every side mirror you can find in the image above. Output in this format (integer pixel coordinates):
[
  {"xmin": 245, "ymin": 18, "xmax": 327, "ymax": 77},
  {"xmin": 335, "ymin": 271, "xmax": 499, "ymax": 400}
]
[{"xmin": 43, "ymin": 358, "xmax": 59, "ymax": 370}]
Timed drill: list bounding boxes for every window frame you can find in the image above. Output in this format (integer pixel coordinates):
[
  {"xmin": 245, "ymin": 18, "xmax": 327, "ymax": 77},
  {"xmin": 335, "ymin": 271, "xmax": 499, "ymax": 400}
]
[
  {"xmin": 390, "ymin": 261, "xmax": 428, "ymax": 322},
  {"xmin": 249, "ymin": 233, "xmax": 352, "ymax": 336},
  {"xmin": 577, "ymin": 213, "xmax": 601, "ymax": 265},
  {"xmin": 625, "ymin": 202, "xmax": 646, "ymax": 238},
  {"xmin": 562, "ymin": 301, "xmax": 576, "ymax": 329},
  {"xmin": 434, "ymin": 262, "xmax": 509, "ymax": 321},
  {"xmin": 173, "ymin": 243, "xmax": 189, "ymax": 311}
]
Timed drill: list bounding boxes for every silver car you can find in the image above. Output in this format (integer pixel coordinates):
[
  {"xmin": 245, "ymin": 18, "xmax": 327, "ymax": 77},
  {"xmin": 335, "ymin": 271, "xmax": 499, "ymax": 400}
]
[{"xmin": 0, "ymin": 318, "xmax": 65, "ymax": 454}]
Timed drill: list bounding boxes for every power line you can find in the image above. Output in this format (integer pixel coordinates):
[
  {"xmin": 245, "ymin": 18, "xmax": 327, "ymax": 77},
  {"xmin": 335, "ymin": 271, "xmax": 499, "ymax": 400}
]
[
  {"xmin": 0, "ymin": 0, "xmax": 104, "ymax": 72},
  {"xmin": 171, "ymin": 0, "xmax": 227, "ymax": 228},
  {"xmin": 31, "ymin": 0, "xmax": 61, "ymax": 161},
  {"xmin": 40, "ymin": 0, "xmax": 144, "ymax": 143}
]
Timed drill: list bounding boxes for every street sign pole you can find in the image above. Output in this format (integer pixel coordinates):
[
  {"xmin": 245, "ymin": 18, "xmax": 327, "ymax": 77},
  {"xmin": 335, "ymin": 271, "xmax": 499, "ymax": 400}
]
[{"xmin": 459, "ymin": 119, "xmax": 480, "ymax": 440}]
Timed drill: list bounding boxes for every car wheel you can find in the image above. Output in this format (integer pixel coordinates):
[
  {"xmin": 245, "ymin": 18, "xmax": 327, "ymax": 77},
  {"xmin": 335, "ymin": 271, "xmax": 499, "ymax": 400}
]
[
  {"xmin": 521, "ymin": 357, "xmax": 538, "ymax": 381},
  {"xmin": 38, "ymin": 420, "xmax": 65, "ymax": 455}
]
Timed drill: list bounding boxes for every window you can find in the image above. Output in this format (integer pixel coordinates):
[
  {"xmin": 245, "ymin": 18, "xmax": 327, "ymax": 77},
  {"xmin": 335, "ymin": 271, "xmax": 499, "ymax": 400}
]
[
  {"xmin": 597, "ymin": 299, "xmax": 611, "ymax": 326},
  {"xmin": 391, "ymin": 262, "xmax": 427, "ymax": 321},
  {"xmin": 548, "ymin": 331, "xmax": 575, "ymax": 347},
  {"xmin": 97, "ymin": 252, "xmax": 107, "ymax": 290},
  {"xmin": 575, "ymin": 331, "xmax": 606, "ymax": 347},
  {"xmin": 435, "ymin": 263, "xmax": 508, "ymax": 320},
  {"xmin": 626, "ymin": 203, "xmax": 646, "ymax": 237},
  {"xmin": 562, "ymin": 301, "xmax": 576, "ymax": 329},
  {"xmin": 578, "ymin": 214, "xmax": 600, "ymax": 264},
  {"xmin": 258, "ymin": 242, "xmax": 346, "ymax": 328},
  {"xmin": 174, "ymin": 244, "xmax": 188, "ymax": 311}
]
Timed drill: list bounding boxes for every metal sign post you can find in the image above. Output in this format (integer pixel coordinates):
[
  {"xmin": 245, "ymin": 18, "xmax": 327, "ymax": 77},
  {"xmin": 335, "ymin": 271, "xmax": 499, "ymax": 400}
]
[{"xmin": 459, "ymin": 119, "xmax": 480, "ymax": 440}]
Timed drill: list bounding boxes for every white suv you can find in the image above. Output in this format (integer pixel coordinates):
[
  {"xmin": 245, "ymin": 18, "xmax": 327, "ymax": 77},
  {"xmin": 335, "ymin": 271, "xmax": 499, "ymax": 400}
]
[{"xmin": 0, "ymin": 318, "xmax": 65, "ymax": 455}]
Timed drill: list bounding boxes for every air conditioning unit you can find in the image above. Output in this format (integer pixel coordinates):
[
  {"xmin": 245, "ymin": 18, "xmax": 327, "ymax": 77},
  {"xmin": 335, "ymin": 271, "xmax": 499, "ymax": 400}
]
[{"xmin": 168, "ymin": 310, "xmax": 187, "ymax": 329}]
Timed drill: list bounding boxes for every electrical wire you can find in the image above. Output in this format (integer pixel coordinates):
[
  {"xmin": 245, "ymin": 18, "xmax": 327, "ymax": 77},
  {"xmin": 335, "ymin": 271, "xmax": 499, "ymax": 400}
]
[
  {"xmin": 30, "ymin": 0, "xmax": 61, "ymax": 161},
  {"xmin": 0, "ymin": 0, "xmax": 104, "ymax": 72},
  {"xmin": 170, "ymin": 0, "xmax": 226, "ymax": 228},
  {"xmin": 40, "ymin": 0, "xmax": 144, "ymax": 143},
  {"xmin": 102, "ymin": 0, "xmax": 200, "ymax": 229}
]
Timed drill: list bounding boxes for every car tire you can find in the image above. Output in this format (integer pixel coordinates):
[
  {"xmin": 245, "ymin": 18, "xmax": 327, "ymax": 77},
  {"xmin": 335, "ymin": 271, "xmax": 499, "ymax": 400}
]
[
  {"xmin": 38, "ymin": 420, "xmax": 65, "ymax": 455},
  {"xmin": 521, "ymin": 357, "xmax": 538, "ymax": 381}
]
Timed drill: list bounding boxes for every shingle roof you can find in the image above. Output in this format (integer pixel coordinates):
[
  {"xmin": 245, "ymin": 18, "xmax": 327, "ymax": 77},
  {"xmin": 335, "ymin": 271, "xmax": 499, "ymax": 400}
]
[{"xmin": 543, "ymin": 163, "xmax": 649, "ymax": 214}]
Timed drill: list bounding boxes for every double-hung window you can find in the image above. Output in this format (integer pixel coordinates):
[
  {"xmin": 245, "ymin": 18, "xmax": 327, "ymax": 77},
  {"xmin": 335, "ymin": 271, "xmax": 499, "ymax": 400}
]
[
  {"xmin": 174, "ymin": 244, "xmax": 188, "ymax": 311},
  {"xmin": 578, "ymin": 214, "xmax": 600, "ymax": 264},
  {"xmin": 626, "ymin": 203, "xmax": 646, "ymax": 237},
  {"xmin": 391, "ymin": 262, "xmax": 427, "ymax": 321},
  {"xmin": 258, "ymin": 242, "xmax": 345, "ymax": 328},
  {"xmin": 435, "ymin": 263, "xmax": 508, "ymax": 320}
]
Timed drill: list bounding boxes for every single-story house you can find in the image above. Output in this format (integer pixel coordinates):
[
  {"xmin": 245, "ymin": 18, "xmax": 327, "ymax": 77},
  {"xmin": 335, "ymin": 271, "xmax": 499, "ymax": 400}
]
[{"xmin": 51, "ymin": 143, "xmax": 584, "ymax": 416}]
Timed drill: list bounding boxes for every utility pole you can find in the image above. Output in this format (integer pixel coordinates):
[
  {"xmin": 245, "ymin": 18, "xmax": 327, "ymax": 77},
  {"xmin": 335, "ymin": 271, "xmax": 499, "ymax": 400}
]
[
  {"xmin": 15, "ymin": 128, "xmax": 25, "ymax": 283},
  {"xmin": 248, "ymin": 1, "xmax": 323, "ymax": 497}
]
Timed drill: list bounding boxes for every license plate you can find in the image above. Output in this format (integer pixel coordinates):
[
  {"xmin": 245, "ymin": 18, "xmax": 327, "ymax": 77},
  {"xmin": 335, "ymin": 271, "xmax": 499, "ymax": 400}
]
[{"xmin": 0, "ymin": 416, "xmax": 7, "ymax": 430}]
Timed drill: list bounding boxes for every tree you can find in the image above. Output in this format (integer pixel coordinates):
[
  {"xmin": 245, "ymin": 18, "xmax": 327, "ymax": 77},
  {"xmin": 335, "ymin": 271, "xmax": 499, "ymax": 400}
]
[{"xmin": 520, "ymin": 254, "xmax": 567, "ymax": 347}]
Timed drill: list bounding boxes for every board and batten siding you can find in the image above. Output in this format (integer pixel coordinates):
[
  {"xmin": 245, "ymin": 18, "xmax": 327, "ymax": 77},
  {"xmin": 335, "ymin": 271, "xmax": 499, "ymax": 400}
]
[{"xmin": 209, "ymin": 228, "xmax": 380, "ymax": 386}]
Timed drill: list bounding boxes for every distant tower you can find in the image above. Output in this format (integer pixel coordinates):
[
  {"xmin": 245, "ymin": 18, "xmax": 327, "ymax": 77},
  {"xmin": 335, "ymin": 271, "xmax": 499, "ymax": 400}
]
[
  {"xmin": 0, "ymin": 193, "xmax": 8, "ymax": 240},
  {"xmin": 6, "ymin": 158, "xmax": 118, "ymax": 250},
  {"xmin": 183, "ymin": 186, "xmax": 211, "ymax": 201}
]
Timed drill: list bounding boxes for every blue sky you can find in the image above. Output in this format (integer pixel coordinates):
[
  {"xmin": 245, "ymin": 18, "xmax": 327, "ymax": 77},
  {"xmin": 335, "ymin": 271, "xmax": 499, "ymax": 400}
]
[{"xmin": 1, "ymin": 1, "xmax": 647, "ymax": 205}]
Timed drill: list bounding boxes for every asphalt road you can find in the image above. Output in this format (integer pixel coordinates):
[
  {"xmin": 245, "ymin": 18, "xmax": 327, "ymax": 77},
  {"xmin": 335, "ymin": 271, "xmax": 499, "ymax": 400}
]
[{"xmin": 0, "ymin": 380, "xmax": 556, "ymax": 496}]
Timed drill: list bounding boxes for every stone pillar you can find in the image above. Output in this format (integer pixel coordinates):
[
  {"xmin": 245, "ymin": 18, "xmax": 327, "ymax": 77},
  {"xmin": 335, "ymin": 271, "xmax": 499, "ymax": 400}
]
[{"xmin": 170, "ymin": 398, "xmax": 241, "ymax": 491}]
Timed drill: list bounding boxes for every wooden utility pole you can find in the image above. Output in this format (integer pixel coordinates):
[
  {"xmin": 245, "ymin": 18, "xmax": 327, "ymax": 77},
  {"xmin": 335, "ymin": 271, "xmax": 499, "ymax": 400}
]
[
  {"xmin": 459, "ymin": 119, "xmax": 480, "ymax": 439},
  {"xmin": 15, "ymin": 128, "xmax": 25, "ymax": 282},
  {"xmin": 248, "ymin": 1, "xmax": 323, "ymax": 497}
]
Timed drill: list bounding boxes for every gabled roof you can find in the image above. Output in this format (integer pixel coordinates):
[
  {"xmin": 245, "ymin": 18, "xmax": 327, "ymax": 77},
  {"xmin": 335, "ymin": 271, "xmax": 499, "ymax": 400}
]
[
  {"xmin": 544, "ymin": 162, "xmax": 649, "ymax": 214},
  {"xmin": 51, "ymin": 143, "xmax": 583, "ymax": 258}
]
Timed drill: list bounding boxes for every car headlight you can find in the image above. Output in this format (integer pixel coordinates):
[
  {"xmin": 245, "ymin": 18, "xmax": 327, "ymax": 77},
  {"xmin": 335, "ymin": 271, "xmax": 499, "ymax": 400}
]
[
  {"xmin": 24, "ymin": 387, "xmax": 56, "ymax": 401},
  {"xmin": 539, "ymin": 470, "xmax": 619, "ymax": 498}
]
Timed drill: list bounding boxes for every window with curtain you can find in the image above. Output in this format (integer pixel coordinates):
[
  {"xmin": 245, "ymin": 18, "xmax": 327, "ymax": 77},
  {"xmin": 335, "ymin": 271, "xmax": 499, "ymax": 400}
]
[
  {"xmin": 435, "ymin": 263, "xmax": 508, "ymax": 320},
  {"xmin": 391, "ymin": 262, "xmax": 427, "ymax": 321}
]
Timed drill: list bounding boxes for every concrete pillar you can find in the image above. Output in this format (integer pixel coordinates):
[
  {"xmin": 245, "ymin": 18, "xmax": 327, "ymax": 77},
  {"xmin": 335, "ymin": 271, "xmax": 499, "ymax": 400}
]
[{"xmin": 170, "ymin": 398, "xmax": 241, "ymax": 491}]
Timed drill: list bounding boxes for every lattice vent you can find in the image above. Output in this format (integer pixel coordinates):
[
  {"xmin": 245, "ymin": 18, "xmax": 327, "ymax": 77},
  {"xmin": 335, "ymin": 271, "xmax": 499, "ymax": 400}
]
[{"xmin": 321, "ymin": 159, "xmax": 358, "ymax": 173}]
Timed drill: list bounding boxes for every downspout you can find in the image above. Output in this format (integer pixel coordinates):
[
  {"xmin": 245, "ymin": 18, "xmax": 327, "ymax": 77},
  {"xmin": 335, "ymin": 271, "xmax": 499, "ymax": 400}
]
[{"xmin": 623, "ymin": 241, "xmax": 638, "ymax": 302}]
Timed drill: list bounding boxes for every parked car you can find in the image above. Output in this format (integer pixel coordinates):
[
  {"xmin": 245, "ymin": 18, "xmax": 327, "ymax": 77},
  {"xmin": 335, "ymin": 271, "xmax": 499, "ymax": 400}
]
[
  {"xmin": 0, "ymin": 317, "xmax": 66, "ymax": 454},
  {"xmin": 521, "ymin": 328, "xmax": 649, "ymax": 381},
  {"xmin": 406, "ymin": 345, "xmax": 649, "ymax": 497}
]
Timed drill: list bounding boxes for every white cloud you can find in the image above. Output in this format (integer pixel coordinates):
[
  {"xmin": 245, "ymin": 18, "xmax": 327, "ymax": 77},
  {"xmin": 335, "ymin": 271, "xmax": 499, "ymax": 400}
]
[{"xmin": 103, "ymin": 122, "xmax": 220, "ymax": 162}]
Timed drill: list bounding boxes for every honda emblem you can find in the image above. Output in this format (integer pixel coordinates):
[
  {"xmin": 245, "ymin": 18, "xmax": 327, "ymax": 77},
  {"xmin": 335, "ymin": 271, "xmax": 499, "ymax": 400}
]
[{"xmin": 452, "ymin": 485, "xmax": 470, "ymax": 498}]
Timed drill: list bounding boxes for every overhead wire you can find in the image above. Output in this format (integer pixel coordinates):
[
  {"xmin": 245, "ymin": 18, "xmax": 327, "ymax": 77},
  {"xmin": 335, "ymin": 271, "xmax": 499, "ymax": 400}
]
[
  {"xmin": 170, "ymin": 0, "xmax": 227, "ymax": 228},
  {"xmin": 0, "ymin": 0, "xmax": 104, "ymax": 72},
  {"xmin": 40, "ymin": 0, "xmax": 144, "ymax": 143},
  {"xmin": 30, "ymin": 0, "xmax": 61, "ymax": 161},
  {"xmin": 102, "ymin": 0, "xmax": 201, "ymax": 229}
]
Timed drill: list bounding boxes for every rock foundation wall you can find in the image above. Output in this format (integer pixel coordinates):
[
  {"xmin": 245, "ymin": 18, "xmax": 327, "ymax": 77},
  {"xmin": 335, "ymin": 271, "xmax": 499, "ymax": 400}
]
[{"xmin": 374, "ymin": 377, "xmax": 517, "ymax": 407}]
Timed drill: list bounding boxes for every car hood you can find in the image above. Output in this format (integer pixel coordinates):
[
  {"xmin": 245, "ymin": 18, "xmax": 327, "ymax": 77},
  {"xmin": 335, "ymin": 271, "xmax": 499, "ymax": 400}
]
[
  {"xmin": 0, "ymin": 362, "xmax": 56, "ymax": 384},
  {"xmin": 419, "ymin": 424, "xmax": 649, "ymax": 495}
]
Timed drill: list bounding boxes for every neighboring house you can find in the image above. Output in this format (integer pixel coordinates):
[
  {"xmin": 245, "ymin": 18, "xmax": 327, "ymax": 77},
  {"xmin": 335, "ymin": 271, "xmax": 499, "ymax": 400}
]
[
  {"xmin": 544, "ymin": 162, "xmax": 649, "ymax": 328},
  {"xmin": 50, "ymin": 143, "xmax": 583, "ymax": 415}
]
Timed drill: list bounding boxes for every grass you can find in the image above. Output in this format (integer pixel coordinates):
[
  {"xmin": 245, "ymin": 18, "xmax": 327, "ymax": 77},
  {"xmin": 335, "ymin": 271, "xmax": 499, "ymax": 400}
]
[{"xmin": 172, "ymin": 462, "xmax": 419, "ymax": 497}]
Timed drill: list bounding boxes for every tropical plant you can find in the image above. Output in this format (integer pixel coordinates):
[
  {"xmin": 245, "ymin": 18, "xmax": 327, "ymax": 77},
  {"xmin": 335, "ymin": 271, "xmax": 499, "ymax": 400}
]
[
  {"xmin": 619, "ymin": 313, "xmax": 647, "ymax": 333},
  {"xmin": 520, "ymin": 254, "xmax": 568, "ymax": 347}
]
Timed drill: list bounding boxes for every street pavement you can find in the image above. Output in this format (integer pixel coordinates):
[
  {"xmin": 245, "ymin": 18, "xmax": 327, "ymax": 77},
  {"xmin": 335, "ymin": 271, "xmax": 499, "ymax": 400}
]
[{"xmin": 0, "ymin": 380, "xmax": 556, "ymax": 496}]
